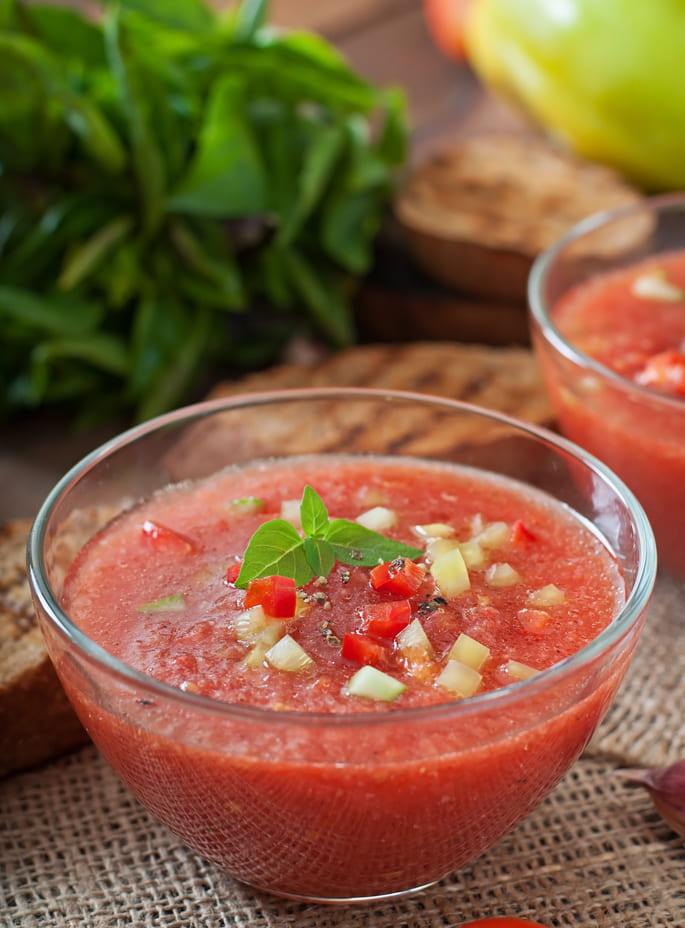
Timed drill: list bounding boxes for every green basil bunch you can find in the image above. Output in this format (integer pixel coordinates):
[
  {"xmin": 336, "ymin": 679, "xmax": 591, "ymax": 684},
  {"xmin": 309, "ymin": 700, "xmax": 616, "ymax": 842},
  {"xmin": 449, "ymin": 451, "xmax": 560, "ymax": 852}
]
[{"xmin": 0, "ymin": 0, "xmax": 406, "ymax": 422}]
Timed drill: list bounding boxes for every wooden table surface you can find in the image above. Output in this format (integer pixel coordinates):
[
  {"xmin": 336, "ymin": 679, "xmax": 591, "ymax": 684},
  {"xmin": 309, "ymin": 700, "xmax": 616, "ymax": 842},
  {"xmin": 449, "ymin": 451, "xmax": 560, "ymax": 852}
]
[{"xmin": 0, "ymin": 0, "xmax": 523, "ymax": 524}]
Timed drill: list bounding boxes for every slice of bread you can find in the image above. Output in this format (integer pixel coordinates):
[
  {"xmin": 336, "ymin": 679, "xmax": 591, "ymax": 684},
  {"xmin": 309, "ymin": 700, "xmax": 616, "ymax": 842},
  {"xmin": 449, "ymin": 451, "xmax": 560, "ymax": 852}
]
[
  {"xmin": 0, "ymin": 519, "xmax": 88, "ymax": 777},
  {"xmin": 394, "ymin": 131, "xmax": 644, "ymax": 303}
]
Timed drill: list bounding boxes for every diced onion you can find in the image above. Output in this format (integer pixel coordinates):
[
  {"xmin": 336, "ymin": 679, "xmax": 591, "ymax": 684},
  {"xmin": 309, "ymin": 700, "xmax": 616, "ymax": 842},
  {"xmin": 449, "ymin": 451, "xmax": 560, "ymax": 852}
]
[
  {"xmin": 355, "ymin": 506, "xmax": 397, "ymax": 532},
  {"xmin": 266, "ymin": 634, "xmax": 314, "ymax": 672},
  {"xmin": 529, "ymin": 583, "xmax": 565, "ymax": 607},
  {"xmin": 280, "ymin": 499, "xmax": 301, "ymax": 526},
  {"xmin": 457, "ymin": 540, "xmax": 486, "ymax": 569},
  {"xmin": 506, "ymin": 659, "xmax": 539, "ymax": 681},
  {"xmin": 474, "ymin": 521, "xmax": 510, "ymax": 549},
  {"xmin": 485, "ymin": 562, "xmax": 521, "ymax": 587},
  {"xmin": 346, "ymin": 665, "xmax": 406, "ymax": 702},
  {"xmin": 448, "ymin": 632, "xmax": 490, "ymax": 671},
  {"xmin": 430, "ymin": 547, "xmax": 470, "ymax": 598},
  {"xmin": 414, "ymin": 522, "xmax": 455, "ymax": 539},
  {"xmin": 436, "ymin": 659, "xmax": 482, "ymax": 697},
  {"xmin": 631, "ymin": 268, "xmax": 685, "ymax": 302},
  {"xmin": 426, "ymin": 537, "xmax": 459, "ymax": 561},
  {"xmin": 396, "ymin": 617, "xmax": 434, "ymax": 657},
  {"xmin": 233, "ymin": 605, "xmax": 271, "ymax": 643}
]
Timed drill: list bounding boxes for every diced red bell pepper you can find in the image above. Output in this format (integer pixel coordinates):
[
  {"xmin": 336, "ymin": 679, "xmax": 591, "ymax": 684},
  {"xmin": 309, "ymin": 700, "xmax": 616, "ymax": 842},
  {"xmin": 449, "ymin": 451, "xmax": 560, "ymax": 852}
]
[
  {"xmin": 369, "ymin": 557, "xmax": 426, "ymax": 596},
  {"xmin": 244, "ymin": 575, "xmax": 297, "ymax": 618},
  {"xmin": 142, "ymin": 519, "xmax": 196, "ymax": 553},
  {"xmin": 635, "ymin": 349, "xmax": 685, "ymax": 396},
  {"xmin": 225, "ymin": 560, "xmax": 243, "ymax": 585},
  {"xmin": 510, "ymin": 520, "xmax": 536, "ymax": 546},
  {"xmin": 360, "ymin": 600, "xmax": 412, "ymax": 639},
  {"xmin": 341, "ymin": 632, "xmax": 391, "ymax": 668}
]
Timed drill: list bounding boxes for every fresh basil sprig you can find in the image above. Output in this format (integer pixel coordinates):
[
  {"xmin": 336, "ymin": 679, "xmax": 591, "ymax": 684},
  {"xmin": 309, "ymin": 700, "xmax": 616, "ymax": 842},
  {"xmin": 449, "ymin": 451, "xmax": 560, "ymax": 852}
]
[
  {"xmin": 235, "ymin": 486, "xmax": 423, "ymax": 588},
  {"xmin": 0, "ymin": 0, "xmax": 407, "ymax": 424}
]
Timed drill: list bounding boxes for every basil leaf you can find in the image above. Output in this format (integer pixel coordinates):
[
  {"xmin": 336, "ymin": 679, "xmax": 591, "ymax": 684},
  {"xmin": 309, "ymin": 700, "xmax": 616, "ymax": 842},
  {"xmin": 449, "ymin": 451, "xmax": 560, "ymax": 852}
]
[
  {"xmin": 104, "ymin": 8, "xmax": 166, "ymax": 236},
  {"xmin": 167, "ymin": 74, "xmax": 267, "ymax": 217},
  {"xmin": 300, "ymin": 485, "xmax": 329, "ymax": 538},
  {"xmin": 325, "ymin": 519, "xmax": 423, "ymax": 567},
  {"xmin": 235, "ymin": 519, "xmax": 314, "ymax": 588},
  {"xmin": 303, "ymin": 536, "xmax": 336, "ymax": 579}
]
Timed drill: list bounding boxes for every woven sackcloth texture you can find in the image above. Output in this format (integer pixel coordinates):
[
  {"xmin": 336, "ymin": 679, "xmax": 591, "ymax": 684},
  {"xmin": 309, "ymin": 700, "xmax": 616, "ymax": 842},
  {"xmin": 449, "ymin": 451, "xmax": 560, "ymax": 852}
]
[{"xmin": 2, "ymin": 571, "xmax": 684, "ymax": 928}]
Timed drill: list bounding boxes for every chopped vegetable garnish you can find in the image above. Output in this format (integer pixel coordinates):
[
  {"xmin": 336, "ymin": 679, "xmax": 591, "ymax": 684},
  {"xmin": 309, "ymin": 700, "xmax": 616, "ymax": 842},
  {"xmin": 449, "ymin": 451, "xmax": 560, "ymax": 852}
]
[
  {"xmin": 369, "ymin": 557, "xmax": 426, "ymax": 596},
  {"xmin": 233, "ymin": 606, "xmax": 284, "ymax": 645},
  {"xmin": 414, "ymin": 522, "xmax": 455, "ymax": 539},
  {"xmin": 265, "ymin": 635, "xmax": 314, "ymax": 672},
  {"xmin": 517, "ymin": 608, "xmax": 552, "ymax": 634},
  {"xmin": 631, "ymin": 267, "xmax": 685, "ymax": 302},
  {"xmin": 510, "ymin": 520, "xmax": 536, "ymax": 546},
  {"xmin": 244, "ymin": 575, "xmax": 297, "ymax": 618},
  {"xmin": 137, "ymin": 593, "xmax": 186, "ymax": 613},
  {"xmin": 356, "ymin": 506, "xmax": 397, "ymax": 532},
  {"xmin": 341, "ymin": 632, "xmax": 390, "ymax": 668},
  {"xmin": 528, "ymin": 584, "xmax": 565, "ymax": 607},
  {"xmin": 485, "ymin": 563, "xmax": 521, "ymax": 587},
  {"xmin": 225, "ymin": 561, "xmax": 243, "ymax": 585},
  {"xmin": 359, "ymin": 600, "xmax": 412, "ymax": 639},
  {"xmin": 635, "ymin": 349, "xmax": 685, "ymax": 396},
  {"xmin": 506, "ymin": 659, "xmax": 539, "ymax": 681},
  {"xmin": 141, "ymin": 520, "xmax": 195, "ymax": 553},
  {"xmin": 430, "ymin": 547, "xmax": 470, "ymax": 598},
  {"xmin": 448, "ymin": 632, "xmax": 490, "ymax": 671},
  {"xmin": 227, "ymin": 497, "xmax": 265, "ymax": 515},
  {"xmin": 474, "ymin": 521, "xmax": 510, "ymax": 549},
  {"xmin": 396, "ymin": 618, "xmax": 434, "ymax": 658},
  {"xmin": 345, "ymin": 665, "xmax": 407, "ymax": 702},
  {"xmin": 436, "ymin": 659, "xmax": 482, "ymax": 697}
]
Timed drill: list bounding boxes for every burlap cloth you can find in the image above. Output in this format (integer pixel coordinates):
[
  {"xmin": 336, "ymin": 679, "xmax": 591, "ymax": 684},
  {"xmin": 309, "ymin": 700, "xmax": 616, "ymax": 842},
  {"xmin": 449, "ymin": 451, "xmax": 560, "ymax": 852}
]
[{"xmin": 2, "ymin": 345, "xmax": 684, "ymax": 926}]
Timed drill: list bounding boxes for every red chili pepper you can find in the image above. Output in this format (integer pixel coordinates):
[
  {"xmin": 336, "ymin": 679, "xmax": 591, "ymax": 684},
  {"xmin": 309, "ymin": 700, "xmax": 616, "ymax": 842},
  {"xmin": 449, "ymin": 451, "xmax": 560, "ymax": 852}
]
[
  {"xmin": 141, "ymin": 519, "xmax": 196, "ymax": 553},
  {"xmin": 360, "ymin": 600, "xmax": 412, "ymax": 639},
  {"xmin": 341, "ymin": 632, "xmax": 391, "ymax": 667},
  {"xmin": 244, "ymin": 575, "xmax": 297, "ymax": 618},
  {"xmin": 510, "ymin": 520, "xmax": 536, "ymax": 546},
  {"xmin": 225, "ymin": 561, "xmax": 243, "ymax": 585},
  {"xmin": 370, "ymin": 557, "xmax": 426, "ymax": 596},
  {"xmin": 635, "ymin": 348, "xmax": 685, "ymax": 396}
]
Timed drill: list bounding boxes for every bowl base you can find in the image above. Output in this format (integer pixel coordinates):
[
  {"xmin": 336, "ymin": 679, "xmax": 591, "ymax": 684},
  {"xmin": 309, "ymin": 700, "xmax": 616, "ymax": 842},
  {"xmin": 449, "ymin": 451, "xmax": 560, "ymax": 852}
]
[{"xmin": 238, "ymin": 875, "xmax": 441, "ymax": 905}]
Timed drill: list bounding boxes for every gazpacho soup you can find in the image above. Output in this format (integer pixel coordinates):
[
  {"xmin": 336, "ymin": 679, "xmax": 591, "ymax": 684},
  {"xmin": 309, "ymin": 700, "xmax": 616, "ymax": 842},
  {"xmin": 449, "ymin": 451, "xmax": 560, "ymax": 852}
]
[
  {"xmin": 58, "ymin": 453, "xmax": 629, "ymax": 899},
  {"xmin": 547, "ymin": 249, "xmax": 685, "ymax": 574}
]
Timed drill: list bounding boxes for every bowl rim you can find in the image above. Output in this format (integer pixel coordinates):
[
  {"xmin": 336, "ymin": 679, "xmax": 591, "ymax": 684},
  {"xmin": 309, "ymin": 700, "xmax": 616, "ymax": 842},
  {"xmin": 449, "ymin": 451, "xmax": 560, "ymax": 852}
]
[
  {"xmin": 528, "ymin": 190, "xmax": 685, "ymax": 412},
  {"xmin": 27, "ymin": 386, "xmax": 657, "ymax": 729}
]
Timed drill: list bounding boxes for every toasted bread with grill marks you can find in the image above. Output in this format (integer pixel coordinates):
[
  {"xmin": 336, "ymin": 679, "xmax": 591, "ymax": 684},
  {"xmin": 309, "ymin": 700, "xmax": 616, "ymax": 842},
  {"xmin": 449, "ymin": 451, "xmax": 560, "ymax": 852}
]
[{"xmin": 0, "ymin": 519, "xmax": 88, "ymax": 777}]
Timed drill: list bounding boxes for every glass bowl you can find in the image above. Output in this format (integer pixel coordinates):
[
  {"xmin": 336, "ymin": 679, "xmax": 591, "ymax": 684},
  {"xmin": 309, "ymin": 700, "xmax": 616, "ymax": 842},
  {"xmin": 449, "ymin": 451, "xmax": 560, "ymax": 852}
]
[
  {"xmin": 529, "ymin": 192, "xmax": 685, "ymax": 577},
  {"xmin": 27, "ymin": 389, "xmax": 655, "ymax": 903}
]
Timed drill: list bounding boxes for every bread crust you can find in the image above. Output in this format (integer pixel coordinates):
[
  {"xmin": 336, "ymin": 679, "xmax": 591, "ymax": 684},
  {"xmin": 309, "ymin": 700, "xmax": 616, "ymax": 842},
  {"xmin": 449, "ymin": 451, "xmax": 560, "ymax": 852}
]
[{"xmin": 0, "ymin": 519, "xmax": 88, "ymax": 777}]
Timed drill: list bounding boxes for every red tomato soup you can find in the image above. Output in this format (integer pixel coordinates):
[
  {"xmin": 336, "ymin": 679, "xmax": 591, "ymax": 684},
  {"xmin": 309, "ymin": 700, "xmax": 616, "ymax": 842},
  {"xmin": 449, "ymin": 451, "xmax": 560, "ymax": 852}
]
[
  {"xmin": 60, "ymin": 456, "xmax": 628, "ymax": 899},
  {"xmin": 543, "ymin": 250, "xmax": 685, "ymax": 576}
]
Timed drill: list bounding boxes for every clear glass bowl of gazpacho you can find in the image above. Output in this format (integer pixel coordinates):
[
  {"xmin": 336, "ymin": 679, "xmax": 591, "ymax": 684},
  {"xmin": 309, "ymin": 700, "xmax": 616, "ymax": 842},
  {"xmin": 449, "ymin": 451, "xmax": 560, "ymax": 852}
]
[
  {"xmin": 27, "ymin": 388, "xmax": 656, "ymax": 903},
  {"xmin": 529, "ymin": 192, "xmax": 685, "ymax": 577}
]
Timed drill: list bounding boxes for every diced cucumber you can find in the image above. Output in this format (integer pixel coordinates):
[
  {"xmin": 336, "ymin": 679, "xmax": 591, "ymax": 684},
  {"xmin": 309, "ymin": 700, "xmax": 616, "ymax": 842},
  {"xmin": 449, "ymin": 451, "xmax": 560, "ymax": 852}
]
[
  {"xmin": 346, "ymin": 665, "xmax": 407, "ymax": 702},
  {"xmin": 137, "ymin": 593, "xmax": 185, "ymax": 613}
]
